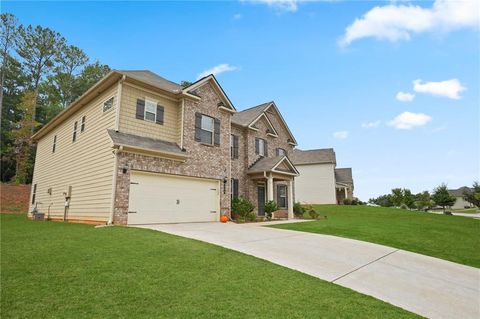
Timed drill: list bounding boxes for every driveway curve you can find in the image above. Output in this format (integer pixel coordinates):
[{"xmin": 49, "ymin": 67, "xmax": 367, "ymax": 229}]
[{"xmin": 137, "ymin": 221, "xmax": 480, "ymax": 319}]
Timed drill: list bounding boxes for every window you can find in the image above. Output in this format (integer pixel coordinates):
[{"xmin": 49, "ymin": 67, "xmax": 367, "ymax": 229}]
[
  {"xmin": 231, "ymin": 134, "xmax": 239, "ymax": 159},
  {"xmin": 81, "ymin": 116, "xmax": 86, "ymax": 132},
  {"xmin": 103, "ymin": 97, "xmax": 114, "ymax": 112},
  {"xmin": 200, "ymin": 115, "xmax": 214, "ymax": 144},
  {"xmin": 255, "ymin": 138, "xmax": 267, "ymax": 156},
  {"xmin": 276, "ymin": 148, "xmax": 286, "ymax": 156},
  {"xmin": 52, "ymin": 135, "xmax": 57, "ymax": 153},
  {"xmin": 144, "ymin": 99, "xmax": 157, "ymax": 122},
  {"xmin": 231, "ymin": 179, "xmax": 239, "ymax": 200},
  {"xmin": 31, "ymin": 184, "xmax": 37, "ymax": 205},
  {"xmin": 277, "ymin": 185, "xmax": 287, "ymax": 208},
  {"xmin": 72, "ymin": 121, "xmax": 77, "ymax": 142}
]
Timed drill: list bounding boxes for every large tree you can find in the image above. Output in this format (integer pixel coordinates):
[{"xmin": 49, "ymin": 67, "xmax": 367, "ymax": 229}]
[
  {"xmin": 15, "ymin": 25, "xmax": 65, "ymax": 124},
  {"xmin": 415, "ymin": 191, "xmax": 432, "ymax": 211},
  {"xmin": 432, "ymin": 184, "xmax": 456, "ymax": 213},
  {"xmin": 391, "ymin": 188, "xmax": 404, "ymax": 207},
  {"xmin": 0, "ymin": 13, "xmax": 19, "ymax": 114},
  {"xmin": 403, "ymin": 189, "xmax": 416, "ymax": 209}
]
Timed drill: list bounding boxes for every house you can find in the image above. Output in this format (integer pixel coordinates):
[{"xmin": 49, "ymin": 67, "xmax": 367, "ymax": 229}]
[
  {"xmin": 29, "ymin": 70, "xmax": 298, "ymax": 225},
  {"xmin": 448, "ymin": 187, "xmax": 474, "ymax": 209},
  {"xmin": 291, "ymin": 149, "xmax": 354, "ymax": 204}
]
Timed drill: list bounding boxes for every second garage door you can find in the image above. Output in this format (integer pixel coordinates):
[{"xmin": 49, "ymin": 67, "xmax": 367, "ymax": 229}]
[{"xmin": 128, "ymin": 171, "xmax": 220, "ymax": 224}]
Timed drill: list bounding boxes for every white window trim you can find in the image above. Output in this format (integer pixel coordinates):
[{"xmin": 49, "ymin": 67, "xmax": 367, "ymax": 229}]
[
  {"xmin": 144, "ymin": 98, "xmax": 158, "ymax": 122},
  {"xmin": 258, "ymin": 138, "xmax": 265, "ymax": 156},
  {"xmin": 200, "ymin": 114, "xmax": 214, "ymax": 145},
  {"xmin": 278, "ymin": 185, "xmax": 287, "ymax": 208},
  {"xmin": 102, "ymin": 96, "xmax": 115, "ymax": 113}
]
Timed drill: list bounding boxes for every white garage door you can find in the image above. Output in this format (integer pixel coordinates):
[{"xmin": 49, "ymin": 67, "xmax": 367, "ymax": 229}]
[{"xmin": 128, "ymin": 171, "xmax": 220, "ymax": 224}]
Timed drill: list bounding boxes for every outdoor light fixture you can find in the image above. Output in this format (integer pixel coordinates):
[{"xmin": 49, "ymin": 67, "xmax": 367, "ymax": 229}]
[
  {"xmin": 122, "ymin": 164, "xmax": 129, "ymax": 174},
  {"xmin": 223, "ymin": 177, "xmax": 227, "ymax": 194}
]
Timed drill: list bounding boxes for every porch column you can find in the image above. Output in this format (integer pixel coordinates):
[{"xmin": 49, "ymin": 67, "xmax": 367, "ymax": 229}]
[
  {"xmin": 288, "ymin": 179, "xmax": 294, "ymax": 219},
  {"xmin": 267, "ymin": 173, "xmax": 274, "ymax": 201},
  {"xmin": 344, "ymin": 187, "xmax": 348, "ymax": 199}
]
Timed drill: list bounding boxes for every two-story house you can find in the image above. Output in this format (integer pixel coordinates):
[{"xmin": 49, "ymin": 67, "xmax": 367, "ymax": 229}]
[{"xmin": 29, "ymin": 70, "xmax": 298, "ymax": 225}]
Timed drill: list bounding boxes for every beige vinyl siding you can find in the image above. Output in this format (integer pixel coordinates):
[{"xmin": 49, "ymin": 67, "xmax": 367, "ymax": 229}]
[
  {"xmin": 294, "ymin": 163, "xmax": 337, "ymax": 204},
  {"xmin": 119, "ymin": 83, "xmax": 181, "ymax": 144},
  {"xmin": 29, "ymin": 85, "xmax": 118, "ymax": 222}
]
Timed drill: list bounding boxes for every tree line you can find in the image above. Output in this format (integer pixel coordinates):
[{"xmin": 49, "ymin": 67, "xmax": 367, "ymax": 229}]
[
  {"xmin": 1, "ymin": 13, "xmax": 111, "ymax": 183},
  {"xmin": 369, "ymin": 182, "xmax": 480, "ymax": 212}
]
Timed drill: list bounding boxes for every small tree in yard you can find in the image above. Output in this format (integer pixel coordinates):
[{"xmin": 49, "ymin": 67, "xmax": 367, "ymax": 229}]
[
  {"xmin": 403, "ymin": 189, "xmax": 416, "ymax": 209},
  {"xmin": 463, "ymin": 182, "xmax": 480, "ymax": 207},
  {"xmin": 415, "ymin": 191, "xmax": 432, "ymax": 211},
  {"xmin": 432, "ymin": 184, "xmax": 456, "ymax": 213},
  {"xmin": 231, "ymin": 196, "xmax": 254, "ymax": 221},
  {"xmin": 264, "ymin": 200, "xmax": 278, "ymax": 220},
  {"xmin": 391, "ymin": 188, "xmax": 404, "ymax": 207}
]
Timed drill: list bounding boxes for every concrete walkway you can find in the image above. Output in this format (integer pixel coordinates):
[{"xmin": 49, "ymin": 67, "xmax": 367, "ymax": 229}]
[{"xmin": 137, "ymin": 222, "xmax": 480, "ymax": 319}]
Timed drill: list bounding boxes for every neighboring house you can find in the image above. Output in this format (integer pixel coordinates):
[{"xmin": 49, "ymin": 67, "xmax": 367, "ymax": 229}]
[
  {"xmin": 291, "ymin": 149, "xmax": 354, "ymax": 204},
  {"xmin": 29, "ymin": 70, "xmax": 298, "ymax": 225},
  {"xmin": 448, "ymin": 187, "xmax": 474, "ymax": 209}
]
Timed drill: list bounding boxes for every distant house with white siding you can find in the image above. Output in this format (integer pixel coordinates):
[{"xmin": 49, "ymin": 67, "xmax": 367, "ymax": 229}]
[{"xmin": 448, "ymin": 187, "xmax": 474, "ymax": 209}]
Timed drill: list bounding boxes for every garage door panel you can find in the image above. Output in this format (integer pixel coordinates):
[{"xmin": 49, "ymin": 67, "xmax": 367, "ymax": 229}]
[{"xmin": 128, "ymin": 172, "xmax": 219, "ymax": 224}]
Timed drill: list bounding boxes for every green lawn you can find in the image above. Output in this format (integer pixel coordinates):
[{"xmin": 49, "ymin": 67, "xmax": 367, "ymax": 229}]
[
  {"xmin": 452, "ymin": 207, "xmax": 479, "ymax": 214},
  {"xmin": 1, "ymin": 214, "xmax": 417, "ymax": 318},
  {"xmin": 272, "ymin": 205, "xmax": 480, "ymax": 268}
]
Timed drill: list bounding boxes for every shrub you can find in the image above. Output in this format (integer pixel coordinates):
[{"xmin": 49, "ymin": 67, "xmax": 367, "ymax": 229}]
[
  {"xmin": 231, "ymin": 196, "xmax": 255, "ymax": 220},
  {"xmin": 264, "ymin": 200, "xmax": 278, "ymax": 220},
  {"xmin": 343, "ymin": 198, "xmax": 352, "ymax": 205},
  {"xmin": 293, "ymin": 202, "xmax": 305, "ymax": 218},
  {"xmin": 246, "ymin": 211, "xmax": 257, "ymax": 222},
  {"xmin": 304, "ymin": 205, "xmax": 319, "ymax": 219}
]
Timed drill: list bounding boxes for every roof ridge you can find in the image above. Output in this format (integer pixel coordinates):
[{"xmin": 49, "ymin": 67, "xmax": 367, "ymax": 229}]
[{"xmin": 237, "ymin": 101, "xmax": 272, "ymax": 113}]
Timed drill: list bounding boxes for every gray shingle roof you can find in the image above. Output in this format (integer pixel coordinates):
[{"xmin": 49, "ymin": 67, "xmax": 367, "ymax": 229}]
[
  {"xmin": 231, "ymin": 102, "xmax": 271, "ymax": 126},
  {"xmin": 290, "ymin": 148, "xmax": 336, "ymax": 165},
  {"xmin": 107, "ymin": 130, "xmax": 185, "ymax": 156},
  {"xmin": 448, "ymin": 186, "xmax": 472, "ymax": 197},
  {"xmin": 335, "ymin": 168, "xmax": 353, "ymax": 184},
  {"xmin": 116, "ymin": 70, "xmax": 182, "ymax": 93}
]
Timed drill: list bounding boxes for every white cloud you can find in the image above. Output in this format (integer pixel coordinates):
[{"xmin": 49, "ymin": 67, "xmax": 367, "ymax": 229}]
[
  {"xmin": 413, "ymin": 78, "xmax": 466, "ymax": 100},
  {"xmin": 340, "ymin": 0, "xmax": 479, "ymax": 46},
  {"xmin": 396, "ymin": 91, "xmax": 415, "ymax": 102},
  {"xmin": 361, "ymin": 121, "xmax": 381, "ymax": 128},
  {"xmin": 388, "ymin": 111, "xmax": 432, "ymax": 130},
  {"xmin": 333, "ymin": 131, "xmax": 349, "ymax": 139},
  {"xmin": 197, "ymin": 64, "xmax": 238, "ymax": 79},
  {"xmin": 233, "ymin": 13, "xmax": 243, "ymax": 20},
  {"xmin": 241, "ymin": 0, "xmax": 306, "ymax": 12}
]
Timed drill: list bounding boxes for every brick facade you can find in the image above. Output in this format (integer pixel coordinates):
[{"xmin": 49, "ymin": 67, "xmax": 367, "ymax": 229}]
[{"xmin": 113, "ymin": 82, "xmax": 232, "ymax": 224}]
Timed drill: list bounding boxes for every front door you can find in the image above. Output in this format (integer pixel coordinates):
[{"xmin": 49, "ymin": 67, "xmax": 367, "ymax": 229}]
[{"xmin": 257, "ymin": 185, "xmax": 265, "ymax": 216}]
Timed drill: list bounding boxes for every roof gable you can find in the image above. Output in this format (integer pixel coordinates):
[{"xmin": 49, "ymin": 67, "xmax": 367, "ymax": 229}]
[
  {"xmin": 182, "ymin": 75, "xmax": 236, "ymax": 112},
  {"xmin": 291, "ymin": 148, "xmax": 336, "ymax": 165},
  {"xmin": 248, "ymin": 156, "xmax": 299, "ymax": 176}
]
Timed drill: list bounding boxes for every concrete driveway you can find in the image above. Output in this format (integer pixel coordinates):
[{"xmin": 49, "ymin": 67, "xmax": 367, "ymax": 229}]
[{"xmin": 137, "ymin": 221, "xmax": 480, "ymax": 319}]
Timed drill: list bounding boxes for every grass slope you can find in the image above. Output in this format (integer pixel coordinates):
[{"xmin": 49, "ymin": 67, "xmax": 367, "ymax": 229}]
[
  {"xmin": 273, "ymin": 205, "xmax": 480, "ymax": 268},
  {"xmin": 1, "ymin": 214, "xmax": 416, "ymax": 318}
]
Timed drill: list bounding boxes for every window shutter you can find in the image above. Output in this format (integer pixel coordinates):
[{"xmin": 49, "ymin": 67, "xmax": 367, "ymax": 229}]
[
  {"xmin": 285, "ymin": 185, "xmax": 288, "ymax": 208},
  {"xmin": 136, "ymin": 99, "xmax": 145, "ymax": 120},
  {"xmin": 264, "ymin": 140, "xmax": 268, "ymax": 156},
  {"xmin": 194, "ymin": 113, "xmax": 202, "ymax": 141},
  {"xmin": 233, "ymin": 179, "xmax": 239, "ymax": 199},
  {"xmin": 276, "ymin": 185, "xmax": 281, "ymax": 206},
  {"xmin": 214, "ymin": 118, "xmax": 220, "ymax": 146},
  {"xmin": 276, "ymin": 148, "xmax": 279, "ymax": 156},
  {"xmin": 156, "ymin": 104, "xmax": 164, "ymax": 125},
  {"xmin": 255, "ymin": 138, "xmax": 259, "ymax": 154},
  {"xmin": 233, "ymin": 135, "xmax": 239, "ymax": 159}
]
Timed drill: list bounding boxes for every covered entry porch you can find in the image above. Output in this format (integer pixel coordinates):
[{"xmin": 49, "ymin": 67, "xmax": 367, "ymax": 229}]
[{"xmin": 247, "ymin": 156, "xmax": 299, "ymax": 219}]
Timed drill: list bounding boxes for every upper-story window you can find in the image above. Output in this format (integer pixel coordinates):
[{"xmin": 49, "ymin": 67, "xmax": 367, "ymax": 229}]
[
  {"xmin": 103, "ymin": 97, "xmax": 114, "ymax": 112},
  {"xmin": 255, "ymin": 138, "xmax": 267, "ymax": 157},
  {"xmin": 276, "ymin": 148, "xmax": 287, "ymax": 156},
  {"xmin": 72, "ymin": 121, "xmax": 78, "ymax": 142},
  {"xmin": 81, "ymin": 116, "xmax": 86, "ymax": 132},
  {"xmin": 144, "ymin": 99, "xmax": 157, "ymax": 122},
  {"xmin": 52, "ymin": 135, "xmax": 57, "ymax": 153},
  {"xmin": 231, "ymin": 134, "xmax": 239, "ymax": 159},
  {"xmin": 194, "ymin": 113, "xmax": 220, "ymax": 146},
  {"xmin": 135, "ymin": 98, "xmax": 164, "ymax": 125}
]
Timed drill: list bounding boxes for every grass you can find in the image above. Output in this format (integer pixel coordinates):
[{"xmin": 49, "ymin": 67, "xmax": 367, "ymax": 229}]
[
  {"xmin": 0, "ymin": 214, "xmax": 417, "ymax": 319},
  {"xmin": 272, "ymin": 205, "xmax": 480, "ymax": 268},
  {"xmin": 451, "ymin": 207, "xmax": 479, "ymax": 214}
]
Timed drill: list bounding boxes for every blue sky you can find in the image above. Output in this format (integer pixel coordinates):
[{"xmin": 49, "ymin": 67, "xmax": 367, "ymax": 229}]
[{"xmin": 5, "ymin": 0, "xmax": 479, "ymax": 200}]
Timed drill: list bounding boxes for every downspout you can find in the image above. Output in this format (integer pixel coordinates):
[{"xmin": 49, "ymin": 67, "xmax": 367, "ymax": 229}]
[
  {"xmin": 107, "ymin": 148, "xmax": 119, "ymax": 225},
  {"xmin": 180, "ymin": 98, "xmax": 185, "ymax": 149},
  {"xmin": 114, "ymin": 75, "xmax": 126, "ymax": 132}
]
